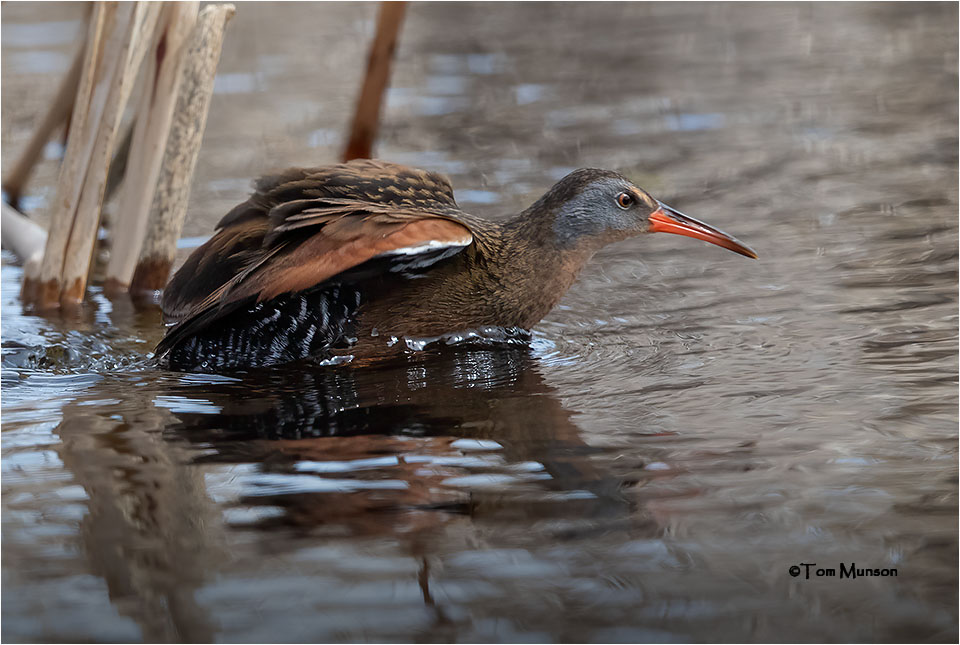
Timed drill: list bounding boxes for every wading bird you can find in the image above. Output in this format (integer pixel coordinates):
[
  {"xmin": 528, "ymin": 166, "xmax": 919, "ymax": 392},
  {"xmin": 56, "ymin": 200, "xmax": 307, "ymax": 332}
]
[{"xmin": 157, "ymin": 160, "xmax": 756, "ymax": 371}]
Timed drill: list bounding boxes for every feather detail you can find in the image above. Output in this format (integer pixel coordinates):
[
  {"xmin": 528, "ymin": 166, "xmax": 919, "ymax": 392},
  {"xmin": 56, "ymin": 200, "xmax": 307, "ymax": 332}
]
[{"xmin": 157, "ymin": 160, "xmax": 476, "ymax": 363}]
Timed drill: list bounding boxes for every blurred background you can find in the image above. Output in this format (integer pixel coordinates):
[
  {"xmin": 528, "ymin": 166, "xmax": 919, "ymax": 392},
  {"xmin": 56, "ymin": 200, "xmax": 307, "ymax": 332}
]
[{"xmin": 2, "ymin": 2, "xmax": 958, "ymax": 643}]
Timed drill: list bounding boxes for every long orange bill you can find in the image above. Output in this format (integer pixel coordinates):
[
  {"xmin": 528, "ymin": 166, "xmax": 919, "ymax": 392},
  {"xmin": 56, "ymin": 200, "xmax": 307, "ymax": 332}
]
[{"xmin": 648, "ymin": 202, "xmax": 758, "ymax": 259}]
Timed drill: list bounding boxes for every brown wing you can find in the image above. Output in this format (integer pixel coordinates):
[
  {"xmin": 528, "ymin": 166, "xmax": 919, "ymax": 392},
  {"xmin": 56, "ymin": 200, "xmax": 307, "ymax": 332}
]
[
  {"xmin": 160, "ymin": 216, "xmax": 269, "ymax": 324},
  {"xmin": 157, "ymin": 160, "xmax": 474, "ymax": 360},
  {"xmin": 217, "ymin": 158, "xmax": 461, "ymax": 230}
]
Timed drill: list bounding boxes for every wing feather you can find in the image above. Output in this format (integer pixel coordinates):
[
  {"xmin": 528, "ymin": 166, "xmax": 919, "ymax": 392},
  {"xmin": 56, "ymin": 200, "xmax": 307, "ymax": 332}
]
[{"xmin": 157, "ymin": 160, "xmax": 474, "ymax": 362}]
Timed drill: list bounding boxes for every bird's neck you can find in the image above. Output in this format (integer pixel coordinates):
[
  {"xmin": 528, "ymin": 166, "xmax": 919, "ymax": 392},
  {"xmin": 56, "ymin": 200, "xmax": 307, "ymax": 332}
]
[{"xmin": 472, "ymin": 211, "xmax": 597, "ymax": 327}]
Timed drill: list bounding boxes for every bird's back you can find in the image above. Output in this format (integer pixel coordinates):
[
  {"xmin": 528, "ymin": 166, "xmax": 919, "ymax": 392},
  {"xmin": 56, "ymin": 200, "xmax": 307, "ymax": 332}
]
[{"xmin": 158, "ymin": 160, "xmax": 483, "ymax": 370}]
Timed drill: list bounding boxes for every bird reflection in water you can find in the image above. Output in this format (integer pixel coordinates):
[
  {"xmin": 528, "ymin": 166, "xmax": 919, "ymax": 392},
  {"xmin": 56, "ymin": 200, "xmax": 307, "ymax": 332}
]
[
  {"xmin": 49, "ymin": 341, "xmax": 656, "ymax": 639},
  {"xmin": 163, "ymin": 343, "xmax": 650, "ymax": 623},
  {"xmin": 167, "ymin": 344, "xmax": 640, "ymax": 539}
]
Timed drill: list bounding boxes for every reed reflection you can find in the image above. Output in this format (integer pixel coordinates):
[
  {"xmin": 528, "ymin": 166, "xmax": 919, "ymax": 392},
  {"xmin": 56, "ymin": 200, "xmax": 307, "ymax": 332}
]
[{"xmin": 53, "ymin": 392, "xmax": 224, "ymax": 642}]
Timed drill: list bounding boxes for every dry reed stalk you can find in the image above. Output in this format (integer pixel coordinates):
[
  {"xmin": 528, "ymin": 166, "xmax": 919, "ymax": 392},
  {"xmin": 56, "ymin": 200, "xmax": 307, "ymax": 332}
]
[
  {"xmin": 1, "ymin": 203, "xmax": 48, "ymax": 278},
  {"xmin": 103, "ymin": 117, "xmax": 135, "ymax": 206},
  {"xmin": 343, "ymin": 1, "xmax": 407, "ymax": 161},
  {"xmin": 130, "ymin": 4, "xmax": 236, "ymax": 297},
  {"xmin": 105, "ymin": 2, "xmax": 199, "ymax": 295},
  {"xmin": 1, "ymin": 43, "xmax": 84, "ymax": 209},
  {"xmin": 23, "ymin": 2, "xmax": 110, "ymax": 308},
  {"xmin": 23, "ymin": 2, "xmax": 161, "ymax": 309},
  {"xmin": 59, "ymin": 3, "xmax": 162, "ymax": 306}
]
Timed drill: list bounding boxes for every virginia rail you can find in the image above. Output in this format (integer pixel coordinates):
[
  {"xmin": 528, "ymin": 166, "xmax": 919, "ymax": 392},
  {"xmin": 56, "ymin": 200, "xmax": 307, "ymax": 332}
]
[{"xmin": 157, "ymin": 160, "xmax": 756, "ymax": 371}]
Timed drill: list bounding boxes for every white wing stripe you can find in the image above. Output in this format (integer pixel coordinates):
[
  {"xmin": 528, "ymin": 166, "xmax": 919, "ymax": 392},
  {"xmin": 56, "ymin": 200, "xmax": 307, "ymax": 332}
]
[{"xmin": 382, "ymin": 236, "xmax": 473, "ymax": 257}]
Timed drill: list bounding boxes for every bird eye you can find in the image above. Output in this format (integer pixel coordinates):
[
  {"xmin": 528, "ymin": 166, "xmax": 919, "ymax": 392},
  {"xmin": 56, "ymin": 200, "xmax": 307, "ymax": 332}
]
[{"xmin": 615, "ymin": 192, "xmax": 635, "ymax": 209}]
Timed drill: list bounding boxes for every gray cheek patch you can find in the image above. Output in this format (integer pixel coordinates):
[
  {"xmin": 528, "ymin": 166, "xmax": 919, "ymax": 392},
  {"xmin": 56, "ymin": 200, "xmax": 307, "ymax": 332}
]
[
  {"xmin": 554, "ymin": 201, "xmax": 600, "ymax": 246},
  {"xmin": 552, "ymin": 184, "xmax": 635, "ymax": 247}
]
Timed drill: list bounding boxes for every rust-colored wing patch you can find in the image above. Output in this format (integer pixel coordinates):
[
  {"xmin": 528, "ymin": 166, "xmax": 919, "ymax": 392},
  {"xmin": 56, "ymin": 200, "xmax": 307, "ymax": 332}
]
[
  {"xmin": 157, "ymin": 160, "xmax": 476, "ymax": 360},
  {"xmin": 241, "ymin": 216, "xmax": 472, "ymax": 301}
]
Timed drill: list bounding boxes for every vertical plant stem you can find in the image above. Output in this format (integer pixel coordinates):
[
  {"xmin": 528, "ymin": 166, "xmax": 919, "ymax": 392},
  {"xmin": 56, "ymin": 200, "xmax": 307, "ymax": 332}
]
[
  {"xmin": 24, "ymin": 2, "xmax": 162, "ymax": 309},
  {"xmin": 105, "ymin": 1, "xmax": 199, "ymax": 295},
  {"xmin": 2, "ymin": 41, "xmax": 84, "ymax": 209},
  {"xmin": 25, "ymin": 1, "xmax": 111, "ymax": 309},
  {"xmin": 343, "ymin": 1, "xmax": 407, "ymax": 161},
  {"xmin": 131, "ymin": 4, "xmax": 236, "ymax": 297},
  {"xmin": 59, "ymin": 2, "xmax": 162, "ymax": 307}
]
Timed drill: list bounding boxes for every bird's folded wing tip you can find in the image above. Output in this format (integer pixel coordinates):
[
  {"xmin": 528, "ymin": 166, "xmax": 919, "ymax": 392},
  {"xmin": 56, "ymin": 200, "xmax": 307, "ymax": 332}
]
[{"xmin": 381, "ymin": 235, "xmax": 474, "ymax": 257}]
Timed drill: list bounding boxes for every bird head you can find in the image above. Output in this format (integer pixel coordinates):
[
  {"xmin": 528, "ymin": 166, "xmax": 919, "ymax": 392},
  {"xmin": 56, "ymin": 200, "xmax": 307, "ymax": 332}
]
[{"xmin": 531, "ymin": 169, "xmax": 757, "ymax": 259}]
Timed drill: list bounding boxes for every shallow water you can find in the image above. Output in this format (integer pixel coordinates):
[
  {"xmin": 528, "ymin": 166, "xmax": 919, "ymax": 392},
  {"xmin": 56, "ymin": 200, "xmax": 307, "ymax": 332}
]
[{"xmin": 2, "ymin": 2, "xmax": 958, "ymax": 642}]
